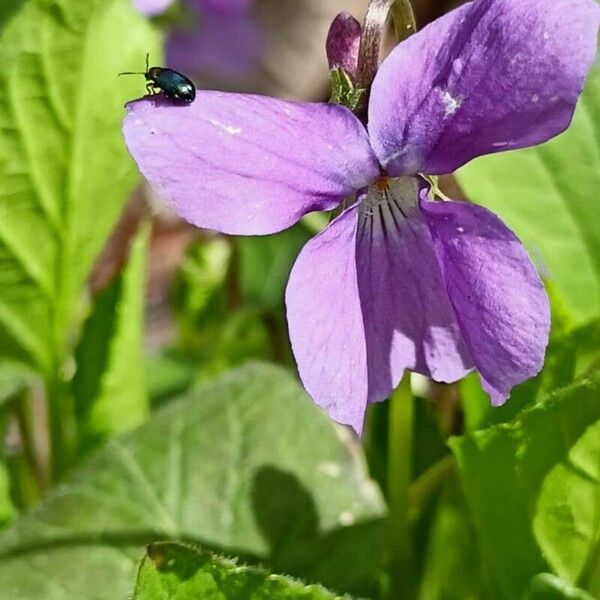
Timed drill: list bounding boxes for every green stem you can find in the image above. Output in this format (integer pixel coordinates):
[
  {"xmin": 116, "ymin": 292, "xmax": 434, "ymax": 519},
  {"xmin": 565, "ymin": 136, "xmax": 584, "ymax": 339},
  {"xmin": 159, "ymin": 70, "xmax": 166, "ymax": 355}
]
[
  {"xmin": 46, "ymin": 372, "xmax": 75, "ymax": 484},
  {"xmin": 14, "ymin": 392, "xmax": 44, "ymax": 498},
  {"xmin": 408, "ymin": 454, "xmax": 455, "ymax": 513},
  {"xmin": 387, "ymin": 374, "xmax": 414, "ymax": 599}
]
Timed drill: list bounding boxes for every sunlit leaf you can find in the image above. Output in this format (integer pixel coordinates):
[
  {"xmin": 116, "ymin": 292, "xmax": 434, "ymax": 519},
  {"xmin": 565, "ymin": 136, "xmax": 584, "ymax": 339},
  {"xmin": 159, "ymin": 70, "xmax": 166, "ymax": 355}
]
[
  {"xmin": 524, "ymin": 574, "xmax": 596, "ymax": 600},
  {"xmin": 133, "ymin": 542, "xmax": 353, "ymax": 599},
  {"xmin": 72, "ymin": 222, "xmax": 150, "ymax": 455},
  {"xmin": 451, "ymin": 370, "xmax": 600, "ymax": 598},
  {"xmin": 0, "ymin": 0, "xmax": 159, "ymax": 373}
]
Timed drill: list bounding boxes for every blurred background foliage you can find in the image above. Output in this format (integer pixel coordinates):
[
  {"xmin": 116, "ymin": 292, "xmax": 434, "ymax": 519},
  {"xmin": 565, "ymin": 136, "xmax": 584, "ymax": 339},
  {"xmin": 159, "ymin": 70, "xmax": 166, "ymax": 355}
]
[{"xmin": 0, "ymin": 0, "xmax": 598, "ymax": 598}]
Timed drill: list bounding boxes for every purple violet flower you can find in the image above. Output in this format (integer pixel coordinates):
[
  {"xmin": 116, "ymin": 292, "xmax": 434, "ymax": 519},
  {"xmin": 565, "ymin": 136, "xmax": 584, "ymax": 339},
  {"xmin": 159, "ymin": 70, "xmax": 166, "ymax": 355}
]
[
  {"xmin": 134, "ymin": 0, "xmax": 261, "ymax": 78},
  {"xmin": 124, "ymin": 0, "xmax": 599, "ymax": 433}
]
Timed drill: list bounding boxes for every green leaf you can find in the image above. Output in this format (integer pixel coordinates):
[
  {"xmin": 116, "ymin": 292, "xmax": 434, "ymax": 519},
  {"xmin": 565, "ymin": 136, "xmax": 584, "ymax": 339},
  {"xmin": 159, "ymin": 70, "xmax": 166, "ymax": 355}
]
[
  {"xmin": 418, "ymin": 483, "xmax": 482, "ymax": 600},
  {"xmin": 0, "ymin": 363, "xmax": 385, "ymax": 599},
  {"xmin": 190, "ymin": 309, "xmax": 272, "ymax": 384},
  {"xmin": 451, "ymin": 370, "xmax": 600, "ymax": 598},
  {"xmin": 534, "ymin": 421, "xmax": 600, "ymax": 592},
  {"xmin": 524, "ymin": 574, "xmax": 596, "ymax": 600},
  {"xmin": 450, "ymin": 423, "xmax": 547, "ymax": 598},
  {"xmin": 72, "ymin": 221, "xmax": 150, "ymax": 455},
  {"xmin": 238, "ymin": 225, "xmax": 311, "ymax": 311},
  {"xmin": 0, "ymin": 361, "xmax": 34, "ymax": 410},
  {"xmin": 0, "ymin": 457, "xmax": 15, "ymax": 527},
  {"xmin": 146, "ymin": 349, "xmax": 196, "ymax": 407},
  {"xmin": 329, "ymin": 67, "xmax": 365, "ymax": 113},
  {"xmin": 456, "ymin": 52, "xmax": 600, "ymax": 323},
  {"xmin": 171, "ymin": 237, "xmax": 231, "ymax": 336},
  {"xmin": 0, "ymin": 0, "xmax": 159, "ymax": 373},
  {"xmin": 133, "ymin": 542, "xmax": 354, "ymax": 600},
  {"xmin": 520, "ymin": 375, "xmax": 600, "ymax": 595}
]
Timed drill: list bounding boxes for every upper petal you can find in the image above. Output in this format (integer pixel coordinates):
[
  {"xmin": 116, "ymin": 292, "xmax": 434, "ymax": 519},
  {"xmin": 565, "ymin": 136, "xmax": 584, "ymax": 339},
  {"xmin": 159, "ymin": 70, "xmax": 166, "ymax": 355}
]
[
  {"xmin": 123, "ymin": 94, "xmax": 379, "ymax": 235},
  {"xmin": 285, "ymin": 207, "xmax": 369, "ymax": 434},
  {"xmin": 421, "ymin": 197, "xmax": 550, "ymax": 405},
  {"xmin": 368, "ymin": 0, "xmax": 600, "ymax": 175},
  {"xmin": 356, "ymin": 178, "xmax": 473, "ymax": 403}
]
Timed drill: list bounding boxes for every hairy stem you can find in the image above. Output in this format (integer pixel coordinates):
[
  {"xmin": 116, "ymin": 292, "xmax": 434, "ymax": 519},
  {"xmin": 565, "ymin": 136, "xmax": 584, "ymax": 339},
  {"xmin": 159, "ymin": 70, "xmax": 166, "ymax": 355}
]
[{"xmin": 356, "ymin": 0, "xmax": 417, "ymax": 114}]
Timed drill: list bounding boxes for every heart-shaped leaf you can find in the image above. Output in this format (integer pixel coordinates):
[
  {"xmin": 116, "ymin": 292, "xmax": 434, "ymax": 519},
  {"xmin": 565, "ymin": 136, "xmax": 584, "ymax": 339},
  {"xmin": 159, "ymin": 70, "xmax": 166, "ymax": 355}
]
[{"xmin": 0, "ymin": 363, "xmax": 385, "ymax": 599}]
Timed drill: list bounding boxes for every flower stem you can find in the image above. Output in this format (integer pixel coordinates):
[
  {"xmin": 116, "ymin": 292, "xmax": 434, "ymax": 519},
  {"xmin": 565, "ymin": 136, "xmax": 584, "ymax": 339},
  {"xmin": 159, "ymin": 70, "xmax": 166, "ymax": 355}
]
[
  {"xmin": 356, "ymin": 0, "xmax": 417, "ymax": 110},
  {"xmin": 387, "ymin": 373, "xmax": 414, "ymax": 599},
  {"xmin": 408, "ymin": 454, "xmax": 455, "ymax": 512},
  {"xmin": 14, "ymin": 391, "xmax": 44, "ymax": 498},
  {"xmin": 46, "ymin": 372, "xmax": 76, "ymax": 484}
]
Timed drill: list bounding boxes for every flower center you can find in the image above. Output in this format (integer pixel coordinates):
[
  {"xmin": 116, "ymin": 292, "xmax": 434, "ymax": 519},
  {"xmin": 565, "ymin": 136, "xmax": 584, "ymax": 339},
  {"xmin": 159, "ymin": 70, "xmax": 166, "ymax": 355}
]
[{"xmin": 358, "ymin": 176, "xmax": 419, "ymax": 240}]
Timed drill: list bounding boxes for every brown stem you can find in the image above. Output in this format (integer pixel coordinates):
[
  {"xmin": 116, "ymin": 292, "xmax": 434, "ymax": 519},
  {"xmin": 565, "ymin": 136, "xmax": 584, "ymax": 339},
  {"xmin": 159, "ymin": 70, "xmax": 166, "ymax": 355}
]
[{"xmin": 356, "ymin": 0, "xmax": 417, "ymax": 115}]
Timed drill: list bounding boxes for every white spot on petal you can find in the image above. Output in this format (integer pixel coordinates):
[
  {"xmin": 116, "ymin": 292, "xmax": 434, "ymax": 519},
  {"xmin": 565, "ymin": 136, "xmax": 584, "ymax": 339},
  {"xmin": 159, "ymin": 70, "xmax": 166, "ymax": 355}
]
[
  {"xmin": 457, "ymin": 226, "xmax": 465, "ymax": 233},
  {"xmin": 543, "ymin": 31, "xmax": 550, "ymax": 40},
  {"xmin": 492, "ymin": 141, "xmax": 509, "ymax": 148},
  {"xmin": 209, "ymin": 118, "xmax": 242, "ymax": 135},
  {"xmin": 440, "ymin": 90, "xmax": 462, "ymax": 117},
  {"xmin": 531, "ymin": 94, "xmax": 539, "ymax": 103},
  {"xmin": 452, "ymin": 58, "xmax": 464, "ymax": 76}
]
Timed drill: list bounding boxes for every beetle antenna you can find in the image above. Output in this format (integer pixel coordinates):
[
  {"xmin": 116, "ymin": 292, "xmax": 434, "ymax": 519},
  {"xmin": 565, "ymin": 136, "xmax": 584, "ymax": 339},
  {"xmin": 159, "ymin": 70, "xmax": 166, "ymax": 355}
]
[
  {"xmin": 118, "ymin": 71, "xmax": 145, "ymax": 76},
  {"xmin": 146, "ymin": 52, "xmax": 149, "ymax": 72}
]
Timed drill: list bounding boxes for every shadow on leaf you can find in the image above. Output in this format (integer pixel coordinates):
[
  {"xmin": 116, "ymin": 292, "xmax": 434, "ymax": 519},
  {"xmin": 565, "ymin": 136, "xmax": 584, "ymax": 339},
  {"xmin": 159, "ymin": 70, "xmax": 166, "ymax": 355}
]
[{"xmin": 251, "ymin": 465, "xmax": 384, "ymax": 596}]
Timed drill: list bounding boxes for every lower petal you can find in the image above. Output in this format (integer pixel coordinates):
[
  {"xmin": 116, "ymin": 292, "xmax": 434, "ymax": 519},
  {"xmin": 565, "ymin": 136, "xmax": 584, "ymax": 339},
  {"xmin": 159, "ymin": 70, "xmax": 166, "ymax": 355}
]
[
  {"xmin": 421, "ymin": 197, "xmax": 550, "ymax": 405},
  {"xmin": 356, "ymin": 178, "xmax": 473, "ymax": 403},
  {"xmin": 285, "ymin": 208, "xmax": 369, "ymax": 434}
]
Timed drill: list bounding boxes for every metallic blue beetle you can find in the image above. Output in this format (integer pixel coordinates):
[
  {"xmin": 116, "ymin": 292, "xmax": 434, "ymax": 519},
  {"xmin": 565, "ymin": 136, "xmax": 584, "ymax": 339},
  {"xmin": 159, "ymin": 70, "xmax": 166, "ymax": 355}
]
[{"xmin": 119, "ymin": 54, "xmax": 196, "ymax": 103}]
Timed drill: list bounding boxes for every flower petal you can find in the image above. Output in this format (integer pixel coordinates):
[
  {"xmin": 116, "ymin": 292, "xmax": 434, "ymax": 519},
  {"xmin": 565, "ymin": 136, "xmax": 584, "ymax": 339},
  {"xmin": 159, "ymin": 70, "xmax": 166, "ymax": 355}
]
[
  {"xmin": 195, "ymin": 0, "xmax": 251, "ymax": 14},
  {"xmin": 123, "ymin": 94, "xmax": 379, "ymax": 235},
  {"xmin": 421, "ymin": 197, "xmax": 550, "ymax": 405},
  {"xmin": 356, "ymin": 178, "xmax": 473, "ymax": 402},
  {"xmin": 133, "ymin": 0, "xmax": 174, "ymax": 16},
  {"xmin": 285, "ymin": 207, "xmax": 369, "ymax": 434},
  {"xmin": 368, "ymin": 0, "xmax": 600, "ymax": 175},
  {"xmin": 167, "ymin": 9, "xmax": 262, "ymax": 77}
]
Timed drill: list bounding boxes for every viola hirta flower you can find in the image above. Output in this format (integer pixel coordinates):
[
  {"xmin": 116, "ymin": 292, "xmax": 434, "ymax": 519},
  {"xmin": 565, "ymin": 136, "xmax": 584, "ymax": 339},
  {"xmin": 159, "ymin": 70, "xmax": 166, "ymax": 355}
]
[
  {"xmin": 134, "ymin": 0, "xmax": 261, "ymax": 78},
  {"xmin": 123, "ymin": 0, "xmax": 599, "ymax": 433}
]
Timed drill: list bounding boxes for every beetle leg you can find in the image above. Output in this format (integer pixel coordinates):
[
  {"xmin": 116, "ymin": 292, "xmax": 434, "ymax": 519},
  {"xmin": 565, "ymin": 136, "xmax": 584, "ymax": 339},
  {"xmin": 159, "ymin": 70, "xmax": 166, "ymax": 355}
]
[{"xmin": 145, "ymin": 82, "xmax": 155, "ymax": 96}]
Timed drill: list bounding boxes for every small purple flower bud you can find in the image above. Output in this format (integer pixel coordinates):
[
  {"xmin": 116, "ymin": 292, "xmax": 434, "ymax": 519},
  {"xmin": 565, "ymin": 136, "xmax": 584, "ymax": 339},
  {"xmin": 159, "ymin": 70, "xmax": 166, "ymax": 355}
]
[{"xmin": 326, "ymin": 12, "xmax": 362, "ymax": 82}]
